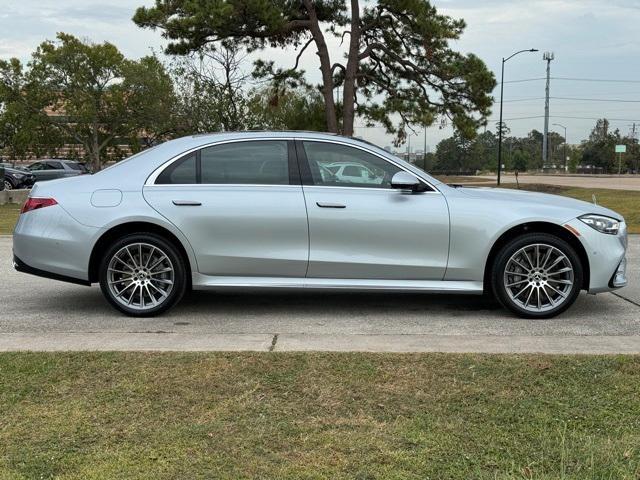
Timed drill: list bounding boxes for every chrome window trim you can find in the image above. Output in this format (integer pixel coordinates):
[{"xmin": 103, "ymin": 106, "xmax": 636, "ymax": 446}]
[
  {"xmin": 145, "ymin": 136, "xmax": 440, "ymax": 193},
  {"xmin": 144, "ymin": 183, "xmax": 301, "ymax": 189},
  {"xmin": 146, "ymin": 138, "xmax": 294, "ymax": 186}
]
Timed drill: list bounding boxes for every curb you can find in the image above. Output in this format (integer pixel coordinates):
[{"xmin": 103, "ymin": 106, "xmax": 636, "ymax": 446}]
[{"xmin": 2, "ymin": 333, "xmax": 640, "ymax": 354}]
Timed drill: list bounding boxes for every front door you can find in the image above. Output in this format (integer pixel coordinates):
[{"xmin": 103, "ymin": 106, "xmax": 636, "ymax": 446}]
[
  {"xmin": 297, "ymin": 140, "xmax": 449, "ymax": 280},
  {"xmin": 144, "ymin": 140, "xmax": 309, "ymax": 278}
]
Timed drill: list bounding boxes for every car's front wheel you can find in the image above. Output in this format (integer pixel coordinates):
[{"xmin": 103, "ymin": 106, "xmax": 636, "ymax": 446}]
[
  {"xmin": 491, "ymin": 233, "xmax": 583, "ymax": 319},
  {"xmin": 99, "ymin": 233, "xmax": 187, "ymax": 317},
  {"xmin": 4, "ymin": 179, "xmax": 13, "ymax": 190}
]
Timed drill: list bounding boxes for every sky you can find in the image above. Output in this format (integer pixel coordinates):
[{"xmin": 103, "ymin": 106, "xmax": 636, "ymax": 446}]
[{"xmin": 1, "ymin": 0, "xmax": 640, "ymax": 151}]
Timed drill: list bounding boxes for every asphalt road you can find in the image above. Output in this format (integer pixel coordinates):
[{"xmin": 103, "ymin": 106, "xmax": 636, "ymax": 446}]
[
  {"xmin": 477, "ymin": 174, "xmax": 640, "ymax": 191},
  {"xmin": 1, "ymin": 236, "xmax": 638, "ymax": 352}
]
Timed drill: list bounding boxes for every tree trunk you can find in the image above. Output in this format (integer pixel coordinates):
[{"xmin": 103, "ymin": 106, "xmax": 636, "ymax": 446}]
[
  {"xmin": 303, "ymin": 0, "xmax": 338, "ymax": 133},
  {"xmin": 342, "ymin": 0, "xmax": 360, "ymax": 137},
  {"xmin": 91, "ymin": 124, "xmax": 101, "ymax": 172}
]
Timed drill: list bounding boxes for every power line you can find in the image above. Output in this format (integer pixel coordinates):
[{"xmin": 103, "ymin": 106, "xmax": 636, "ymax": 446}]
[
  {"xmin": 502, "ymin": 97, "xmax": 545, "ymax": 103},
  {"xmin": 490, "ymin": 115, "xmax": 640, "ymax": 122},
  {"xmin": 496, "ymin": 77, "xmax": 546, "ymax": 85},
  {"xmin": 502, "ymin": 96, "xmax": 640, "ymax": 103},
  {"xmin": 496, "ymin": 77, "xmax": 640, "ymax": 87},
  {"xmin": 552, "ymin": 77, "xmax": 640, "ymax": 84},
  {"xmin": 501, "ymin": 115, "xmax": 545, "ymax": 121},
  {"xmin": 552, "ymin": 96, "xmax": 640, "ymax": 103},
  {"xmin": 551, "ymin": 115, "xmax": 640, "ymax": 122}
]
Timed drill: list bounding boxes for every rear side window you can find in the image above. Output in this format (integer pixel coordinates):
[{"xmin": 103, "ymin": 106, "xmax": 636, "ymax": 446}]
[
  {"xmin": 66, "ymin": 163, "xmax": 86, "ymax": 171},
  {"xmin": 200, "ymin": 141, "xmax": 289, "ymax": 185},
  {"xmin": 156, "ymin": 153, "xmax": 197, "ymax": 184},
  {"xmin": 46, "ymin": 161, "xmax": 63, "ymax": 170},
  {"xmin": 155, "ymin": 141, "xmax": 291, "ymax": 186}
]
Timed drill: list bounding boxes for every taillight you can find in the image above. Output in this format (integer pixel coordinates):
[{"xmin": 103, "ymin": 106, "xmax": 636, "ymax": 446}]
[{"xmin": 20, "ymin": 197, "xmax": 58, "ymax": 214}]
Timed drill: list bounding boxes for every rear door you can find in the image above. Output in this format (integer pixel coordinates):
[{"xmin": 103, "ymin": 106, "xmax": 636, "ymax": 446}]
[
  {"xmin": 297, "ymin": 140, "xmax": 450, "ymax": 281},
  {"xmin": 143, "ymin": 139, "xmax": 309, "ymax": 279},
  {"xmin": 43, "ymin": 161, "xmax": 65, "ymax": 180}
]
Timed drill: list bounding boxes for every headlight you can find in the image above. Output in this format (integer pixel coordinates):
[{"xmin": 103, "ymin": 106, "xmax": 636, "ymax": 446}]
[
  {"xmin": 579, "ymin": 214, "xmax": 620, "ymax": 235},
  {"xmin": 14, "ymin": 173, "xmax": 25, "ymax": 179}
]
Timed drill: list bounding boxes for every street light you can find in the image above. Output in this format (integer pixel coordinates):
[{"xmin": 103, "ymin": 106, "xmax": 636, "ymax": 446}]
[
  {"xmin": 553, "ymin": 123, "xmax": 567, "ymax": 172},
  {"xmin": 497, "ymin": 48, "xmax": 538, "ymax": 186}
]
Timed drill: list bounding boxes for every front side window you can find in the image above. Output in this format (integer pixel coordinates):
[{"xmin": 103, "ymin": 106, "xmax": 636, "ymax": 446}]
[
  {"xmin": 201, "ymin": 140, "xmax": 289, "ymax": 185},
  {"xmin": 28, "ymin": 162, "xmax": 44, "ymax": 171},
  {"xmin": 303, "ymin": 141, "xmax": 401, "ymax": 189}
]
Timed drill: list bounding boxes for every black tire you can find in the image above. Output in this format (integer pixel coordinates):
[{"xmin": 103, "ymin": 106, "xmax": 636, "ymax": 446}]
[
  {"xmin": 99, "ymin": 233, "xmax": 188, "ymax": 317},
  {"xmin": 4, "ymin": 179, "xmax": 14, "ymax": 190},
  {"xmin": 491, "ymin": 233, "xmax": 583, "ymax": 319}
]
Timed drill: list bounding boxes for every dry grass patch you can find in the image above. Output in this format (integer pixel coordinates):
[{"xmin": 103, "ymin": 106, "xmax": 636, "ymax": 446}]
[{"xmin": 0, "ymin": 203, "xmax": 20, "ymax": 235}]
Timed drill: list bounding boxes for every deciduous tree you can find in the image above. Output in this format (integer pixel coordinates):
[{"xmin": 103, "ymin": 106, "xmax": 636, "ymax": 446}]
[{"xmin": 0, "ymin": 34, "xmax": 175, "ymax": 170}]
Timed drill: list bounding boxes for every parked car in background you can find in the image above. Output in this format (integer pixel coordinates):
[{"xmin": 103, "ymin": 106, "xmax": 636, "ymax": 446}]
[
  {"xmin": 0, "ymin": 162, "xmax": 29, "ymax": 172},
  {"xmin": 326, "ymin": 161, "xmax": 384, "ymax": 185},
  {"xmin": 3, "ymin": 166, "xmax": 36, "ymax": 190},
  {"xmin": 12, "ymin": 132, "xmax": 628, "ymax": 319},
  {"xmin": 26, "ymin": 159, "xmax": 89, "ymax": 182}
]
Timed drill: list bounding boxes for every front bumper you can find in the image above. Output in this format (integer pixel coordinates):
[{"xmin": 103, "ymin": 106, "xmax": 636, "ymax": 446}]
[
  {"xmin": 565, "ymin": 218, "xmax": 628, "ymax": 293},
  {"xmin": 20, "ymin": 175, "xmax": 36, "ymax": 188}
]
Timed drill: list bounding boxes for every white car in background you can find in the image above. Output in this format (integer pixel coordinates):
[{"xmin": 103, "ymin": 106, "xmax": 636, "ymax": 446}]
[{"xmin": 326, "ymin": 162, "xmax": 384, "ymax": 185}]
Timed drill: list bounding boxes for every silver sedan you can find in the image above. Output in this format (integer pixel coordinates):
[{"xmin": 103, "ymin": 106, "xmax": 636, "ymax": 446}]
[{"xmin": 12, "ymin": 132, "xmax": 628, "ymax": 318}]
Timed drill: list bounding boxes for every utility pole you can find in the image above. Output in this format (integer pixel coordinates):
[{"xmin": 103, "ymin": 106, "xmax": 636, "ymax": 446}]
[
  {"xmin": 629, "ymin": 123, "xmax": 638, "ymax": 174},
  {"xmin": 542, "ymin": 52, "xmax": 554, "ymax": 170},
  {"xmin": 423, "ymin": 126, "xmax": 427, "ymax": 170}
]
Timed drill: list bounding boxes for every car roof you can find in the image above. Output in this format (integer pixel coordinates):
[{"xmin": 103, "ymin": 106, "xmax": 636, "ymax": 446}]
[
  {"xmin": 86, "ymin": 131, "xmax": 444, "ymax": 191},
  {"xmin": 31, "ymin": 158, "xmax": 78, "ymax": 163}
]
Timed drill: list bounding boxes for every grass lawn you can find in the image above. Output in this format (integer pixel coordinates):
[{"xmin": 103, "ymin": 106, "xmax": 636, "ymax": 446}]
[
  {"xmin": 0, "ymin": 352, "xmax": 639, "ymax": 479},
  {"xmin": 501, "ymin": 184, "xmax": 640, "ymax": 234},
  {"xmin": 0, "ymin": 203, "xmax": 20, "ymax": 235}
]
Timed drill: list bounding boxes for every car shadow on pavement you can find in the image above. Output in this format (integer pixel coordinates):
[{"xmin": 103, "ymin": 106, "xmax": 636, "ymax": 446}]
[
  {"xmin": 10, "ymin": 287, "xmax": 623, "ymax": 324},
  {"xmin": 182, "ymin": 290, "xmax": 504, "ymax": 315}
]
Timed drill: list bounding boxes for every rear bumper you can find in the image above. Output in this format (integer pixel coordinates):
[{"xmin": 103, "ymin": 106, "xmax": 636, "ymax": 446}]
[
  {"xmin": 13, "ymin": 204, "xmax": 98, "ymax": 282},
  {"xmin": 13, "ymin": 254, "xmax": 90, "ymax": 286}
]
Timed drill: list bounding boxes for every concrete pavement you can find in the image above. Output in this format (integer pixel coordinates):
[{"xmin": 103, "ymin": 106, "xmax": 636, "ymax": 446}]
[{"xmin": 0, "ymin": 236, "xmax": 638, "ymax": 353}]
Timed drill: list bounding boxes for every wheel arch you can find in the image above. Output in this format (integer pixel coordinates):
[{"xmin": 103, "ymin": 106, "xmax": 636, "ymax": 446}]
[
  {"xmin": 483, "ymin": 221, "xmax": 590, "ymax": 293},
  {"xmin": 88, "ymin": 221, "xmax": 193, "ymax": 286}
]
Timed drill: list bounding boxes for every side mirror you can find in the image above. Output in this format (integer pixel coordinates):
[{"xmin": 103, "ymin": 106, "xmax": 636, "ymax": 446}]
[{"xmin": 391, "ymin": 171, "xmax": 424, "ymax": 192}]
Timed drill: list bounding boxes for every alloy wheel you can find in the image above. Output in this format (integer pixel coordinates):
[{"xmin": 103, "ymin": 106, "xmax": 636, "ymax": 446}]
[
  {"xmin": 106, "ymin": 242, "xmax": 175, "ymax": 311},
  {"xmin": 4, "ymin": 180, "xmax": 12, "ymax": 190},
  {"xmin": 503, "ymin": 243, "xmax": 574, "ymax": 313}
]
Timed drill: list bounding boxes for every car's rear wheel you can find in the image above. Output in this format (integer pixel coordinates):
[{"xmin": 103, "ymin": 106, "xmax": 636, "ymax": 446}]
[
  {"xmin": 492, "ymin": 233, "xmax": 583, "ymax": 319},
  {"xmin": 99, "ymin": 233, "xmax": 187, "ymax": 317}
]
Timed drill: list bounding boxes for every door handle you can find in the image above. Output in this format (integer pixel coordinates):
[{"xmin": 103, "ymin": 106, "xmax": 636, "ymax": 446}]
[
  {"xmin": 316, "ymin": 202, "xmax": 346, "ymax": 209},
  {"xmin": 172, "ymin": 200, "xmax": 202, "ymax": 206}
]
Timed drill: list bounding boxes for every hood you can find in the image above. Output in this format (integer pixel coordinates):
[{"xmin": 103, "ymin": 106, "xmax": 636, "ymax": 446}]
[{"xmin": 456, "ymin": 186, "xmax": 623, "ymax": 221}]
